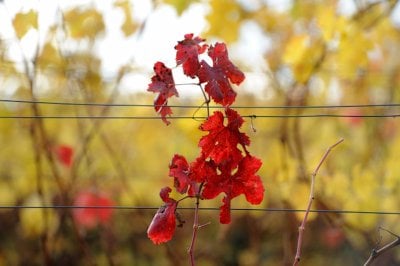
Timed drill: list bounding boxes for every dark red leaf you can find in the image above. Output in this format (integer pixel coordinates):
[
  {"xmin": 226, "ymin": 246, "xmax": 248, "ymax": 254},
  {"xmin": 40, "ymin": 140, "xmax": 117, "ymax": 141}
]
[
  {"xmin": 169, "ymin": 154, "xmax": 197, "ymax": 196},
  {"xmin": 148, "ymin": 61, "xmax": 178, "ymax": 125},
  {"xmin": 199, "ymin": 108, "xmax": 249, "ymax": 167},
  {"xmin": 189, "ymin": 155, "xmax": 217, "ymax": 183},
  {"xmin": 72, "ymin": 190, "xmax": 114, "ymax": 229},
  {"xmin": 147, "ymin": 202, "xmax": 177, "ymax": 244},
  {"xmin": 147, "ymin": 187, "xmax": 177, "ymax": 244},
  {"xmin": 159, "ymin": 186, "xmax": 175, "ymax": 203},
  {"xmin": 175, "ymin": 33, "xmax": 207, "ymax": 78},
  {"xmin": 55, "ymin": 144, "xmax": 74, "ymax": 167},
  {"xmin": 198, "ymin": 43, "xmax": 245, "ymax": 106},
  {"xmin": 220, "ymin": 196, "xmax": 231, "ymax": 224}
]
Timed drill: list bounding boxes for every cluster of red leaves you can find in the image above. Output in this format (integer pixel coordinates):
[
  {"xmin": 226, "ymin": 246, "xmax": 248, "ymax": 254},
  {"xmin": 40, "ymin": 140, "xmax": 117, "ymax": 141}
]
[
  {"xmin": 147, "ymin": 34, "xmax": 264, "ymax": 245},
  {"xmin": 148, "ymin": 33, "xmax": 244, "ymax": 125},
  {"xmin": 73, "ymin": 190, "xmax": 114, "ymax": 230}
]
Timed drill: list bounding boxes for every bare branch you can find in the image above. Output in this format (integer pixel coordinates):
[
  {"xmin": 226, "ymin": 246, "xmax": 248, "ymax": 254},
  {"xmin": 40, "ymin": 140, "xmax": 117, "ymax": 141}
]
[
  {"xmin": 293, "ymin": 138, "xmax": 344, "ymax": 265},
  {"xmin": 364, "ymin": 228, "xmax": 400, "ymax": 266}
]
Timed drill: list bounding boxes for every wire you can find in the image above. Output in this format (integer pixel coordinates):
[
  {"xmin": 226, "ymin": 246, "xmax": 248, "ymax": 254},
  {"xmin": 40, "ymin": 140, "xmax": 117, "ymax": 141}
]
[
  {"xmin": 2, "ymin": 98, "xmax": 400, "ymax": 109},
  {"xmin": 1, "ymin": 205, "xmax": 400, "ymax": 215},
  {"xmin": 0, "ymin": 114, "xmax": 399, "ymax": 119}
]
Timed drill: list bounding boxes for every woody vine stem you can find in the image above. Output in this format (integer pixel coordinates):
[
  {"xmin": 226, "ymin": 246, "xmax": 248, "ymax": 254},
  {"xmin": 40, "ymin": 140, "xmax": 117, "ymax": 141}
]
[
  {"xmin": 293, "ymin": 138, "xmax": 344, "ymax": 265},
  {"xmin": 187, "ymin": 85, "xmax": 209, "ymax": 266}
]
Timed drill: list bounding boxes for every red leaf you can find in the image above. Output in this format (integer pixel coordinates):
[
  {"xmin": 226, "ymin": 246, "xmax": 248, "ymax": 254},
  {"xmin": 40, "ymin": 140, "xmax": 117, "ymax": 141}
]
[
  {"xmin": 198, "ymin": 43, "xmax": 245, "ymax": 106},
  {"xmin": 72, "ymin": 190, "xmax": 114, "ymax": 229},
  {"xmin": 189, "ymin": 154, "xmax": 217, "ymax": 183},
  {"xmin": 220, "ymin": 196, "xmax": 231, "ymax": 224},
  {"xmin": 199, "ymin": 108, "xmax": 249, "ymax": 167},
  {"xmin": 148, "ymin": 62, "xmax": 178, "ymax": 125},
  {"xmin": 201, "ymin": 155, "xmax": 264, "ymax": 224},
  {"xmin": 55, "ymin": 144, "xmax": 74, "ymax": 167},
  {"xmin": 169, "ymin": 154, "xmax": 197, "ymax": 196},
  {"xmin": 159, "ymin": 186, "xmax": 174, "ymax": 203},
  {"xmin": 147, "ymin": 187, "xmax": 177, "ymax": 244},
  {"xmin": 175, "ymin": 33, "xmax": 207, "ymax": 78},
  {"xmin": 231, "ymin": 155, "xmax": 264, "ymax": 205}
]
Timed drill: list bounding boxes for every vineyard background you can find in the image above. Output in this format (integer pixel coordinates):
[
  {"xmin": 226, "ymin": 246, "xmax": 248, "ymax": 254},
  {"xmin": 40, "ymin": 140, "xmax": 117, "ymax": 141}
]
[{"xmin": 1, "ymin": 0, "xmax": 400, "ymax": 265}]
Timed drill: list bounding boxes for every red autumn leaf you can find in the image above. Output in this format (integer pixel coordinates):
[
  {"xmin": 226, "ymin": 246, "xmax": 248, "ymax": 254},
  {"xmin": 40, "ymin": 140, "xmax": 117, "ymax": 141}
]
[
  {"xmin": 199, "ymin": 108, "xmax": 250, "ymax": 167},
  {"xmin": 189, "ymin": 154, "xmax": 218, "ymax": 183},
  {"xmin": 72, "ymin": 190, "xmax": 114, "ymax": 229},
  {"xmin": 147, "ymin": 187, "xmax": 177, "ymax": 244},
  {"xmin": 169, "ymin": 154, "xmax": 197, "ymax": 196},
  {"xmin": 147, "ymin": 61, "xmax": 178, "ymax": 125},
  {"xmin": 202, "ymin": 155, "xmax": 264, "ymax": 224},
  {"xmin": 55, "ymin": 144, "xmax": 74, "ymax": 167},
  {"xmin": 175, "ymin": 33, "xmax": 208, "ymax": 78},
  {"xmin": 198, "ymin": 42, "xmax": 245, "ymax": 106}
]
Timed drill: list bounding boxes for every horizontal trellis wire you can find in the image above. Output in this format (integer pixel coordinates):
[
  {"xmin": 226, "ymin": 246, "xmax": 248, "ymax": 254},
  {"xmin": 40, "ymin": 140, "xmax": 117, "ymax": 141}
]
[
  {"xmin": 2, "ymin": 98, "xmax": 400, "ymax": 109},
  {"xmin": 0, "ymin": 205, "xmax": 399, "ymax": 215},
  {"xmin": 1, "ymin": 98, "xmax": 400, "ymax": 119}
]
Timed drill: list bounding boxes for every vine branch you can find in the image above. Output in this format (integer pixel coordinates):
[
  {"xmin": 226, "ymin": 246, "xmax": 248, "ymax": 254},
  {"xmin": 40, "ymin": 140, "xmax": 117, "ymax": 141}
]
[
  {"xmin": 293, "ymin": 138, "xmax": 344, "ymax": 265},
  {"xmin": 364, "ymin": 227, "xmax": 400, "ymax": 266}
]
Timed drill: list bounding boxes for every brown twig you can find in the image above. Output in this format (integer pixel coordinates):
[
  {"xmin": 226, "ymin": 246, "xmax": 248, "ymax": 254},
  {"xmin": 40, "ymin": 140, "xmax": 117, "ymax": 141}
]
[
  {"xmin": 188, "ymin": 195, "xmax": 201, "ymax": 266},
  {"xmin": 187, "ymin": 180, "xmax": 206, "ymax": 265},
  {"xmin": 364, "ymin": 227, "xmax": 400, "ymax": 266},
  {"xmin": 293, "ymin": 138, "xmax": 344, "ymax": 265}
]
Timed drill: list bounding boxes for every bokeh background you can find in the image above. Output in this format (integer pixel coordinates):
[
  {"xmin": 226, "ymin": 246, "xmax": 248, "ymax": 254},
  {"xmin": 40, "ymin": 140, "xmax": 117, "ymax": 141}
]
[{"xmin": 1, "ymin": 0, "xmax": 400, "ymax": 265}]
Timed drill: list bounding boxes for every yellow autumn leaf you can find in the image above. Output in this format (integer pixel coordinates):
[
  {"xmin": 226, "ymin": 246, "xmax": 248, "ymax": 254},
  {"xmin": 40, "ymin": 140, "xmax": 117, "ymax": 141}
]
[
  {"xmin": 283, "ymin": 35, "xmax": 309, "ymax": 66},
  {"xmin": 283, "ymin": 35, "xmax": 325, "ymax": 83},
  {"xmin": 316, "ymin": 6, "xmax": 347, "ymax": 42},
  {"xmin": 19, "ymin": 194, "xmax": 59, "ymax": 238},
  {"xmin": 12, "ymin": 10, "xmax": 38, "ymax": 39},
  {"xmin": 164, "ymin": 0, "xmax": 198, "ymax": 16},
  {"xmin": 114, "ymin": 0, "xmax": 138, "ymax": 37},
  {"xmin": 205, "ymin": 0, "xmax": 245, "ymax": 43},
  {"xmin": 336, "ymin": 26, "xmax": 373, "ymax": 79},
  {"xmin": 64, "ymin": 8, "xmax": 105, "ymax": 40},
  {"xmin": 37, "ymin": 42, "xmax": 64, "ymax": 69}
]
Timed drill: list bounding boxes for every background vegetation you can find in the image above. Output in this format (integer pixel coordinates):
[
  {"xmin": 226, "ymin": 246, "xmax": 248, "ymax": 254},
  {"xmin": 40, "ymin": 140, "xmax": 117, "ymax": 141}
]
[{"xmin": 1, "ymin": 0, "xmax": 400, "ymax": 265}]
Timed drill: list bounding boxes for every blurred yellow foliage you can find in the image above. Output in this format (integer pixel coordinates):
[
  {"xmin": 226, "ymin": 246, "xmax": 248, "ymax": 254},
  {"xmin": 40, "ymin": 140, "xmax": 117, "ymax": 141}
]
[
  {"xmin": 19, "ymin": 194, "xmax": 59, "ymax": 238},
  {"xmin": 114, "ymin": 0, "xmax": 138, "ymax": 36},
  {"xmin": 205, "ymin": 0, "xmax": 244, "ymax": 43},
  {"xmin": 64, "ymin": 8, "xmax": 105, "ymax": 40},
  {"xmin": 164, "ymin": 0, "xmax": 198, "ymax": 16},
  {"xmin": 12, "ymin": 10, "xmax": 38, "ymax": 39}
]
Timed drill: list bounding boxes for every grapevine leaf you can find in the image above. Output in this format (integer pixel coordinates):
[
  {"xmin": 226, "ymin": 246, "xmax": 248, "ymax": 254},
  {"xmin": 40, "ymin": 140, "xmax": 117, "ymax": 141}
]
[
  {"xmin": 147, "ymin": 62, "xmax": 178, "ymax": 125},
  {"xmin": 175, "ymin": 33, "xmax": 207, "ymax": 78},
  {"xmin": 147, "ymin": 187, "xmax": 177, "ymax": 244},
  {"xmin": 202, "ymin": 155, "xmax": 264, "ymax": 224},
  {"xmin": 198, "ymin": 43, "xmax": 245, "ymax": 106},
  {"xmin": 199, "ymin": 108, "xmax": 249, "ymax": 167},
  {"xmin": 189, "ymin": 154, "xmax": 218, "ymax": 183},
  {"xmin": 169, "ymin": 154, "xmax": 197, "ymax": 196}
]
